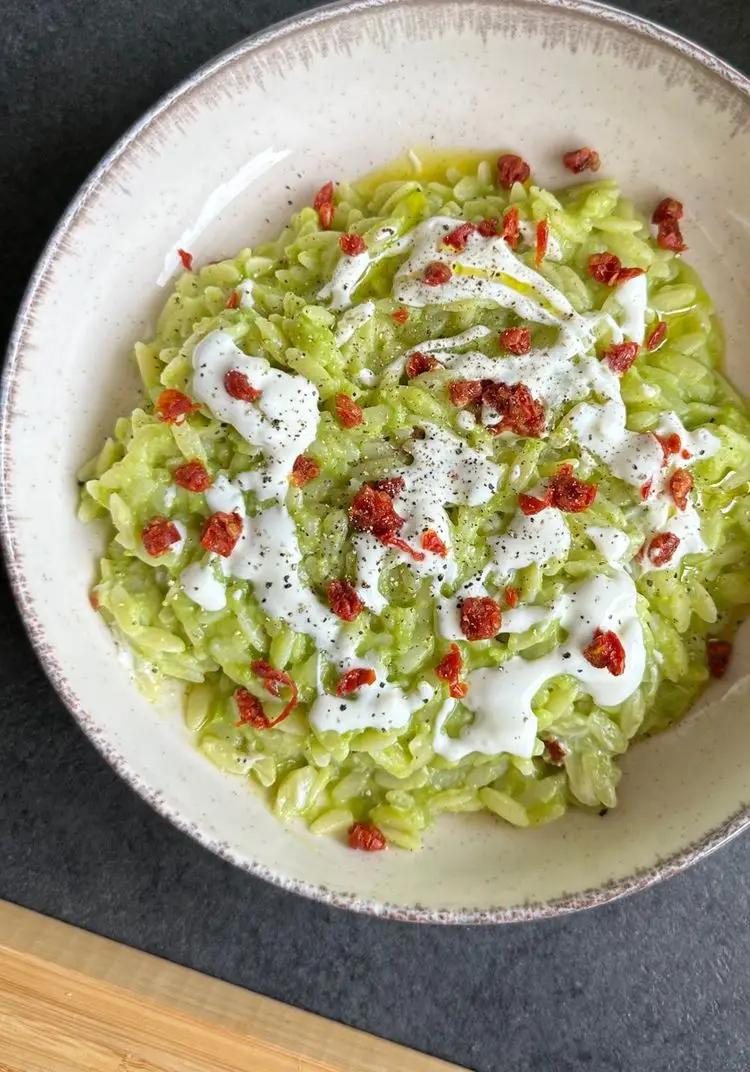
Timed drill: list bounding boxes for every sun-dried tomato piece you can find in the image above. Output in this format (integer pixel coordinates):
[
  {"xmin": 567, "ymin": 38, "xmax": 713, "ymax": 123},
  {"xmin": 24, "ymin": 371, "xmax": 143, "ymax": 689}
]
[
  {"xmin": 669, "ymin": 468, "xmax": 693, "ymax": 511},
  {"xmin": 483, "ymin": 382, "xmax": 545, "ymax": 438},
  {"xmin": 443, "ymin": 222, "xmax": 477, "ymax": 251},
  {"xmin": 652, "ymin": 197, "xmax": 683, "ymax": 224},
  {"xmin": 588, "ymin": 252, "xmax": 622, "ymax": 286},
  {"xmin": 89, "ymin": 591, "xmax": 101, "ymax": 611},
  {"xmin": 141, "ymin": 517, "xmax": 181, "ymax": 557},
  {"xmin": 519, "ymin": 490, "xmax": 553, "ymax": 515},
  {"xmin": 225, "ymin": 289, "xmax": 240, "ymax": 309},
  {"xmin": 336, "ymin": 668, "xmax": 377, "ymax": 696},
  {"xmin": 550, "ymin": 463, "xmax": 597, "ymax": 513},
  {"xmin": 616, "ymin": 266, "xmax": 646, "ymax": 283},
  {"xmin": 562, "ymin": 147, "xmax": 601, "ymax": 173},
  {"xmin": 155, "ymin": 388, "xmax": 198, "ymax": 424},
  {"xmin": 499, "ymin": 327, "xmax": 532, "ymax": 355},
  {"xmin": 234, "ymin": 687, "xmax": 268, "ymax": 728},
  {"xmin": 602, "ymin": 341, "xmax": 640, "ymax": 375},
  {"xmin": 681, "ymin": 448, "xmax": 692, "ymax": 460},
  {"xmin": 460, "ymin": 596, "xmax": 502, "ymax": 640},
  {"xmin": 224, "ymin": 369, "xmax": 262, "ymax": 402},
  {"xmin": 477, "ymin": 217, "xmax": 500, "ymax": 238},
  {"xmin": 448, "ymin": 379, "xmax": 483, "ymax": 407},
  {"xmin": 174, "ymin": 459, "xmax": 211, "ymax": 492},
  {"xmin": 349, "ymin": 484, "xmax": 405, "ymax": 541},
  {"xmin": 313, "ymin": 181, "xmax": 335, "ymax": 229},
  {"xmin": 640, "ymin": 479, "xmax": 653, "ymax": 501},
  {"xmin": 370, "ymin": 476, "xmax": 405, "ymax": 498},
  {"xmin": 421, "ymin": 529, "xmax": 447, "ymax": 556},
  {"xmin": 646, "ymin": 321, "xmax": 667, "ymax": 351},
  {"xmin": 656, "ymin": 220, "xmax": 687, "ymax": 252},
  {"xmin": 392, "ymin": 307, "xmax": 409, "ymax": 324},
  {"xmin": 646, "ymin": 531, "xmax": 680, "ymax": 567},
  {"xmin": 707, "ymin": 639, "xmax": 732, "ymax": 679},
  {"xmin": 535, "ymin": 220, "xmax": 549, "ymax": 266},
  {"xmin": 384, "ymin": 535, "xmax": 425, "ymax": 562},
  {"xmin": 348, "ymin": 822, "xmax": 387, "ymax": 851},
  {"xmin": 177, "ymin": 248, "xmax": 193, "ymax": 271},
  {"xmin": 327, "ymin": 579, "xmax": 365, "ymax": 622},
  {"xmin": 654, "ymin": 432, "xmax": 681, "ymax": 466},
  {"xmin": 435, "ymin": 642, "xmax": 468, "ymax": 698},
  {"xmin": 251, "ymin": 660, "xmax": 299, "ymax": 726},
  {"xmin": 290, "ymin": 454, "xmax": 320, "ymax": 487},
  {"xmin": 501, "ymin": 206, "xmax": 520, "ymax": 249},
  {"xmin": 582, "ymin": 628, "xmax": 626, "ymax": 676},
  {"xmin": 200, "ymin": 511, "xmax": 243, "ymax": 556},
  {"xmin": 405, "ymin": 351, "xmax": 440, "ymax": 379},
  {"xmin": 313, "ymin": 181, "xmax": 334, "ymax": 210},
  {"xmin": 504, "ymin": 585, "xmax": 519, "ymax": 608},
  {"xmin": 543, "ymin": 737, "xmax": 567, "ymax": 764},
  {"xmin": 339, "ymin": 233, "xmax": 367, "ymax": 256},
  {"xmin": 423, "ymin": 261, "xmax": 452, "ymax": 286},
  {"xmin": 497, "ymin": 153, "xmax": 530, "ymax": 189},
  {"xmin": 335, "ymin": 393, "xmax": 364, "ymax": 428}
]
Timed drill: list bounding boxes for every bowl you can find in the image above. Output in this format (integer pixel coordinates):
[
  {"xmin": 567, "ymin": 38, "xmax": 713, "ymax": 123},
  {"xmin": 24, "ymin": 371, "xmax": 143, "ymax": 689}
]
[{"xmin": 3, "ymin": 0, "xmax": 750, "ymax": 923}]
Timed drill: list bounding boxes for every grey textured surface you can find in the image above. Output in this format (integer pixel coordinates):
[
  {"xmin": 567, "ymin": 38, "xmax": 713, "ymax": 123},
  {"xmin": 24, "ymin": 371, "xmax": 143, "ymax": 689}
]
[{"xmin": 1, "ymin": 2, "xmax": 749, "ymax": 1070}]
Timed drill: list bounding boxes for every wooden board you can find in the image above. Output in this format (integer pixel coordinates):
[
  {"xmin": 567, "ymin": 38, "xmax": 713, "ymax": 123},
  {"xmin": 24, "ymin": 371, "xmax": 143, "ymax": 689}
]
[{"xmin": 0, "ymin": 901, "xmax": 465, "ymax": 1072}]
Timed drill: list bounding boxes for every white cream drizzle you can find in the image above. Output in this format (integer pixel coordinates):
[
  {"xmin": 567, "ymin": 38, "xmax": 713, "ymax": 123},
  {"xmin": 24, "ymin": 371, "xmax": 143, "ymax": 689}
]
[
  {"xmin": 180, "ymin": 560, "xmax": 227, "ymax": 612},
  {"xmin": 318, "ymin": 226, "xmax": 411, "ymax": 311},
  {"xmin": 434, "ymin": 570, "xmax": 646, "ymax": 761},
  {"xmin": 238, "ymin": 279, "xmax": 255, "ymax": 308},
  {"xmin": 309, "ymin": 679, "xmax": 432, "ymax": 734},
  {"xmin": 587, "ymin": 526, "xmax": 630, "ymax": 564},
  {"xmin": 334, "ymin": 301, "xmax": 376, "ymax": 347},
  {"xmin": 608, "ymin": 273, "xmax": 648, "ymax": 345},
  {"xmin": 192, "ymin": 330, "xmax": 319, "ymax": 500}
]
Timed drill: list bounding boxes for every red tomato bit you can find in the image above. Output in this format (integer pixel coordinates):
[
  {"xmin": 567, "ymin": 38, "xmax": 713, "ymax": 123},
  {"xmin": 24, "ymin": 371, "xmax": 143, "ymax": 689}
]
[
  {"xmin": 177, "ymin": 248, "xmax": 193, "ymax": 271},
  {"xmin": 549, "ymin": 464, "xmax": 597, "ymax": 513},
  {"xmin": 460, "ymin": 596, "xmax": 502, "ymax": 641},
  {"xmin": 234, "ymin": 687, "xmax": 268, "ymax": 728},
  {"xmin": 421, "ymin": 529, "xmax": 447, "ymax": 557},
  {"xmin": 519, "ymin": 489, "xmax": 553, "ymax": 515},
  {"xmin": 224, "ymin": 369, "xmax": 262, "ymax": 402},
  {"xmin": 646, "ymin": 531, "xmax": 680, "ymax": 567},
  {"xmin": 339, "ymin": 233, "xmax": 367, "ymax": 256},
  {"xmin": 313, "ymin": 181, "xmax": 334, "ymax": 229},
  {"xmin": 655, "ymin": 432, "xmax": 682, "ymax": 466},
  {"xmin": 174, "ymin": 459, "xmax": 211, "ymax": 492},
  {"xmin": 501, "ymin": 206, "xmax": 520, "ymax": 249},
  {"xmin": 348, "ymin": 822, "xmax": 387, "ymax": 851},
  {"xmin": 499, "ymin": 327, "xmax": 532, "ymax": 355},
  {"xmin": 646, "ymin": 321, "xmax": 667, "ymax": 351},
  {"xmin": 435, "ymin": 642, "xmax": 468, "ymax": 699},
  {"xmin": 405, "ymin": 351, "xmax": 440, "ymax": 379},
  {"xmin": 392, "ymin": 307, "xmax": 410, "ymax": 324},
  {"xmin": 251, "ymin": 659, "xmax": 299, "ymax": 725},
  {"xmin": 477, "ymin": 217, "xmax": 500, "ymax": 238},
  {"xmin": 200, "ymin": 511, "xmax": 243, "ymax": 556},
  {"xmin": 448, "ymin": 379, "xmax": 483, "ymax": 407},
  {"xmin": 544, "ymin": 737, "xmax": 567, "ymax": 764},
  {"xmin": 497, "ymin": 153, "xmax": 531, "ymax": 189},
  {"xmin": 225, "ymin": 290, "xmax": 240, "ymax": 310},
  {"xmin": 483, "ymin": 381, "xmax": 545, "ymax": 438},
  {"xmin": 335, "ymin": 393, "xmax": 364, "ymax": 428},
  {"xmin": 443, "ymin": 222, "xmax": 477, "ymax": 251},
  {"xmin": 349, "ymin": 484, "xmax": 405, "ymax": 541},
  {"xmin": 582, "ymin": 628, "xmax": 626, "ymax": 676},
  {"xmin": 652, "ymin": 198, "xmax": 684, "ymax": 224},
  {"xmin": 423, "ymin": 261, "xmax": 452, "ymax": 286},
  {"xmin": 535, "ymin": 220, "xmax": 549, "ymax": 266},
  {"xmin": 616, "ymin": 267, "xmax": 646, "ymax": 283},
  {"xmin": 142, "ymin": 517, "xmax": 181, "ymax": 557},
  {"xmin": 88, "ymin": 591, "xmax": 101, "ymax": 611},
  {"xmin": 327, "ymin": 579, "xmax": 365, "ymax": 622},
  {"xmin": 602, "ymin": 342, "xmax": 640, "ymax": 375},
  {"xmin": 155, "ymin": 388, "xmax": 198, "ymax": 424},
  {"xmin": 669, "ymin": 468, "xmax": 693, "ymax": 511},
  {"xmin": 290, "ymin": 455, "xmax": 320, "ymax": 487},
  {"xmin": 562, "ymin": 147, "xmax": 601, "ymax": 173},
  {"xmin": 588, "ymin": 252, "xmax": 622, "ymax": 286},
  {"xmin": 707, "ymin": 639, "xmax": 732, "ymax": 679},
  {"xmin": 504, "ymin": 585, "xmax": 519, "ymax": 608},
  {"xmin": 656, "ymin": 221, "xmax": 687, "ymax": 253},
  {"xmin": 336, "ymin": 668, "xmax": 377, "ymax": 696},
  {"xmin": 640, "ymin": 479, "xmax": 653, "ymax": 501}
]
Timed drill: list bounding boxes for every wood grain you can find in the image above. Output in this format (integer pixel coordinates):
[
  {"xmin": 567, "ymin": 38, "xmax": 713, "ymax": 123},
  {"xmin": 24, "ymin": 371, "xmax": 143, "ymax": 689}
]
[{"xmin": 0, "ymin": 901, "xmax": 464, "ymax": 1072}]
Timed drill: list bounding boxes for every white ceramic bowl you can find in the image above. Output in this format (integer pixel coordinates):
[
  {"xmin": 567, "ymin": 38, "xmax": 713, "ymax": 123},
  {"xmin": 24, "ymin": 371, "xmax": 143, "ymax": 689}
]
[{"xmin": 3, "ymin": 0, "xmax": 750, "ymax": 923}]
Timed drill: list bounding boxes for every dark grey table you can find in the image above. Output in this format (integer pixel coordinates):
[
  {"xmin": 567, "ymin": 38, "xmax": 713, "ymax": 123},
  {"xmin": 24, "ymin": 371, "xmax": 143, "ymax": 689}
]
[{"xmin": 2, "ymin": 3, "xmax": 749, "ymax": 1070}]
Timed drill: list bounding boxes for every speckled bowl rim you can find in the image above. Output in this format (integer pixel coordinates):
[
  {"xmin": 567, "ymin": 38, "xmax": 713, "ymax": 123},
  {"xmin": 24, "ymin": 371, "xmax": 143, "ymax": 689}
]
[{"xmin": 2, "ymin": 0, "xmax": 749, "ymax": 925}]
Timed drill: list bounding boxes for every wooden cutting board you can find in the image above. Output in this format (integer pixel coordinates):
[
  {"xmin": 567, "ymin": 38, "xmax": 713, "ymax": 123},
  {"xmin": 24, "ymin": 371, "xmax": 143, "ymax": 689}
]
[{"xmin": 0, "ymin": 901, "xmax": 466, "ymax": 1072}]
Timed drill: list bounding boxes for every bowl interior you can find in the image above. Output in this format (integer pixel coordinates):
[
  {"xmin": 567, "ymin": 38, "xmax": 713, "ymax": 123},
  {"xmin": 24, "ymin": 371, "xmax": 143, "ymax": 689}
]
[{"xmin": 3, "ymin": 0, "xmax": 750, "ymax": 920}]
